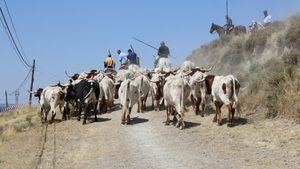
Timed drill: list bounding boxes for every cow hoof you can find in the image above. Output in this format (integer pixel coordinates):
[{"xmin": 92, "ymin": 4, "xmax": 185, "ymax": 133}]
[
  {"xmin": 121, "ymin": 121, "xmax": 125, "ymax": 125},
  {"xmin": 217, "ymin": 122, "xmax": 222, "ymax": 126},
  {"xmin": 180, "ymin": 125, "xmax": 184, "ymax": 130},
  {"xmin": 213, "ymin": 118, "xmax": 217, "ymax": 123},
  {"xmin": 82, "ymin": 121, "xmax": 86, "ymax": 125},
  {"xmin": 200, "ymin": 113, "xmax": 204, "ymax": 117},
  {"xmin": 77, "ymin": 118, "xmax": 81, "ymax": 121},
  {"xmin": 227, "ymin": 123, "xmax": 234, "ymax": 127},
  {"xmin": 95, "ymin": 118, "xmax": 98, "ymax": 122}
]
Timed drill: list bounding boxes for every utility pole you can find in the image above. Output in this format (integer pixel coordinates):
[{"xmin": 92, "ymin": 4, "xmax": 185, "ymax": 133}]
[
  {"xmin": 226, "ymin": 0, "xmax": 228, "ymax": 16},
  {"xmin": 15, "ymin": 91, "xmax": 19, "ymax": 105},
  {"xmin": 28, "ymin": 59, "xmax": 35, "ymax": 107},
  {"xmin": 5, "ymin": 90, "xmax": 8, "ymax": 108}
]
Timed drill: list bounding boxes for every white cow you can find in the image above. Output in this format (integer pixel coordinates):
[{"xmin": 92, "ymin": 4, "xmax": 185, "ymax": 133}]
[
  {"xmin": 118, "ymin": 79, "xmax": 139, "ymax": 125},
  {"xmin": 134, "ymin": 74, "xmax": 151, "ymax": 113},
  {"xmin": 100, "ymin": 76, "xmax": 115, "ymax": 111},
  {"xmin": 163, "ymin": 76, "xmax": 191, "ymax": 129},
  {"xmin": 33, "ymin": 86, "xmax": 66, "ymax": 123},
  {"xmin": 189, "ymin": 71, "xmax": 207, "ymax": 116}
]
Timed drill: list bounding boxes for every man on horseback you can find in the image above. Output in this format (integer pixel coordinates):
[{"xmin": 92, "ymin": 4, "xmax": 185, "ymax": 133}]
[
  {"xmin": 263, "ymin": 10, "xmax": 272, "ymax": 27},
  {"xmin": 117, "ymin": 49, "xmax": 128, "ymax": 69},
  {"xmin": 127, "ymin": 49, "xmax": 138, "ymax": 65},
  {"xmin": 104, "ymin": 53, "xmax": 116, "ymax": 73},
  {"xmin": 224, "ymin": 15, "xmax": 234, "ymax": 35},
  {"xmin": 155, "ymin": 41, "xmax": 170, "ymax": 67}
]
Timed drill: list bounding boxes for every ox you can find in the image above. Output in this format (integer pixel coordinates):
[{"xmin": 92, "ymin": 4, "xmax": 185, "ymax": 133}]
[
  {"xmin": 163, "ymin": 75, "xmax": 191, "ymax": 129},
  {"xmin": 32, "ymin": 85, "xmax": 66, "ymax": 123},
  {"xmin": 64, "ymin": 79, "xmax": 100, "ymax": 125},
  {"xmin": 118, "ymin": 79, "xmax": 139, "ymax": 125},
  {"xmin": 134, "ymin": 74, "xmax": 151, "ymax": 113},
  {"xmin": 204, "ymin": 74, "xmax": 240, "ymax": 127},
  {"xmin": 100, "ymin": 76, "xmax": 115, "ymax": 111}
]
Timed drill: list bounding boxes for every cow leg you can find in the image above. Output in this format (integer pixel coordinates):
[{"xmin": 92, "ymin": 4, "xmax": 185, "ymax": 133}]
[
  {"xmin": 93, "ymin": 101, "xmax": 98, "ymax": 122},
  {"xmin": 126, "ymin": 107, "xmax": 132, "ymax": 125},
  {"xmin": 77, "ymin": 102, "xmax": 82, "ymax": 121},
  {"xmin": 40, "ymin": 107, "xmax": 44, "ymax": 123},
  {"xmin": 51, "ymin": 110, "xmax": 56, "ymax": 123},
  {"xmin": 82, "ymin": 104, "xmax": 87, "ymax": 125},
  {"xmin": 191, "ymin": 95, "xmax": 195, "ymax": 110},
  {"xmin": 217, "ymin": 103, "xmax": 223, "ymax": 126},
  {"xmin": 151, "ymin": 96, "xmax": 155, "ymax": 110},
  {"xmin": 121, "ymin": 108, "xmax": 126, "ymax": 125},
  {"xmin": 227, "ymin": 104, "xmax": 235, "ymax": 127},
  {"xmin": 44, "ymin": 110, "xmax": 48, "ymax": 123},
  {"xmin": 155, "ymin": 99, "xmax": 160, "ymax": 111},
  {"xmin": 137, "ymin": 97, "xmax": 141, "ymax": 113},
  {"xmin": 195, "ymin": 99, "xmax": 201, "ymax": 116},
  {"xmin": 165, "ymin": 105, "xmax": 171, "ymax": 125},
  {"xmin": 180, "ymin": 113, "xmax": 185, "ymax": 130}
]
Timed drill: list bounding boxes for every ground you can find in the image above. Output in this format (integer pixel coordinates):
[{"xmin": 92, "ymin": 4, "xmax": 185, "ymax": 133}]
[{"xmin": 0, "ymin": 103, "xmax": 300, "ymax": 169}]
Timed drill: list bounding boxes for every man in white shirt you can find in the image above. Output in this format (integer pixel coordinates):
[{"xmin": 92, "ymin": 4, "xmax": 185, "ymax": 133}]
[
  {"xmin": 263, "ymin": 10, "xmax": 271, "ymax": 27},
  {"xmin": 117, "ymin": 50, "xmax": 127, "ymax": 64}
]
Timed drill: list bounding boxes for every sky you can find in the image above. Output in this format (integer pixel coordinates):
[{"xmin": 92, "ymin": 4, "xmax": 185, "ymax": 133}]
[{"xmin": 1, "ymin": 0, "xmax": 300, "ymax": 104}]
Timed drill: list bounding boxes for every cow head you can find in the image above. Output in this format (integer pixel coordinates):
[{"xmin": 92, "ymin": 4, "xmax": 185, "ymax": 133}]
[
  {"xmin": 64, "ymin": 83, "xmax": 76, "ymax": 102},
  {"xmin": 65, "ymin": 71, "xmax": 79, "ymax": 81},
  {"xmin": 32, "ymin": 88, "xmax": 43, "ymax": 100}
]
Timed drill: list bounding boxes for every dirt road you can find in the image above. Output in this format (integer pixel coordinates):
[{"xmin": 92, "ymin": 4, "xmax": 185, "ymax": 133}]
[{"xmin": 1, "ymin": 104, "xmax": 300, "ymax": 169}]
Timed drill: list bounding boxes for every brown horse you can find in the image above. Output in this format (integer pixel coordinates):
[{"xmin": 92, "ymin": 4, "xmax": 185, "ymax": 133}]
[{"xmin": 210, "ymin": 23, "xmax": 246, "ymax": 37}]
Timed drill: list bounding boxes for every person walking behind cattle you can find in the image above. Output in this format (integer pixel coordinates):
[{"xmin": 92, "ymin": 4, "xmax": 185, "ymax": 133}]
[
  {"xmin": 155, "ymin": 41, "xmax": 170, "ymax": 67},
  {"xmin": 224, "ymin": 15, "xmax": 234, "ymax": 34},
  {"xmin": 263, "ymin": 10, "xmax": 271, "ymax": 27},
  {"xmin": 127, "ymin": 49, "xmax": 138, "ymax": 65},
  {"xmin": 104, "ymin": 54, "xmax": 115, "ymax": 73}
]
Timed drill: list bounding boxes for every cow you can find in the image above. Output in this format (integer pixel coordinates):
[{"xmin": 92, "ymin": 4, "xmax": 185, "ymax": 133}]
[
  {"xmin": 32, "ymin": 85, "xmax": 66, "ymax": 123},
  {"xmin": 163, "ymin": 76, "xmax": 191, "ymax": 129},
  {"xmin": 114, "ymin": 69, "xmax": 135, "ymax": 99},
  {"xmin": 64, "ymin": 79, "xmax": 100, "ymax": 125},
  {"xmin": 189, "ymin": 71, "xmax": 207, "ymax": 116},
  {"xmin": 134, "ymin": 74, "xmax": 151, "ymax": 113},
  {"xmin": 204, "ymin": 74, "xmax": 240, "ymax": 127},
  {"xmin": 100, "ymin": 76, "xmax": 115, "ymax": 111},
  {"xmin": 118, "ymin": 79, "xmax": 139, "ymax": 125},
  {"xmin": 149, "ymin": 72, "xmax": 166, "ymax": 111}
]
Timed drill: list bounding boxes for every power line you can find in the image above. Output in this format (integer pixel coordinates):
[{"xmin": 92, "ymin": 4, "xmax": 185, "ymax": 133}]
[
  {"xmin": 8, "ymin": 68, "xmax": 32, "ymax": 95},
  {"xmin": 3, "ymin": 0, "xmax": 30, "ymax": 63},
  {"xmin": 0, "ymin": 6, "xmax": 31, "ymax": 68}
]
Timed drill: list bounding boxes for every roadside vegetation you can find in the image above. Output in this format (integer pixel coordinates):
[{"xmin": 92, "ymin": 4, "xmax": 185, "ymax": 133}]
[
  {"xmin": 0, "ymin": 107, "xmax": 39, "ymax": 144},
  {"xmin": 188, "ymin": 14, "xmax": 300, "ymax": 122}
]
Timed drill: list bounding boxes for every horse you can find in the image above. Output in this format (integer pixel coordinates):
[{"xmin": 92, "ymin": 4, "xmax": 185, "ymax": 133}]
[{"xmin": 210, "ymin": 23, "xmax": 246, "ymax": 37}]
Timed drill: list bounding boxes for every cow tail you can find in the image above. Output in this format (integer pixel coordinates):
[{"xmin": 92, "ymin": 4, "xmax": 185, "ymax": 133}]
[
  {"xmin": 232, "ymin": 78, "xmax": 238, "ymax": 109},
  {"xmin": 125, "ymin": 81, "xmax": 130, "ymax": 111},
  {"xmin": 181, "ymin": 79, "xmax": 185, "ymax": 114}
]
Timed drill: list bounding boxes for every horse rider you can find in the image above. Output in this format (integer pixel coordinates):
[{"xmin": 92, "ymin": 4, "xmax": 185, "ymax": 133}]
[
  {"xmin": 263, "ymin": 10, "xmax": 272, "ymax": 27},
  {"xmin": 127, "ymin": 49, "xmax": 138, "ymax": 65},
  {"xmin": 224, "ymin": 15, "xmax": 234, "ymax": 34},
  {"xmin": 117, "ymin": 49, "xmax": 128, "ymax": 69},
  {"xmin": 104, "ymin": 53, "xmax": 116, "ymax": 73},
  {"xmin": 155, "ymin": 41, "xmax": 170, "ymax": 67}
]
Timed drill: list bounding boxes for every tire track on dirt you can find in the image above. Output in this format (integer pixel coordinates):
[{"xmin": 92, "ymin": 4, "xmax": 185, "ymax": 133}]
[
  {"xmin": 35, "ymin": 123, "xmax": 48, "ymax": 169},
  {"xmin": 52, "ymin": 122, "xmax": 57, "ymax": 169}
]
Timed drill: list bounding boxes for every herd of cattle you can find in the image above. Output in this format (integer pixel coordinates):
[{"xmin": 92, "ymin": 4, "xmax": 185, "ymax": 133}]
[{"xmin": 31, "ymin": 58, "xmax": 240, "ymax": 129}]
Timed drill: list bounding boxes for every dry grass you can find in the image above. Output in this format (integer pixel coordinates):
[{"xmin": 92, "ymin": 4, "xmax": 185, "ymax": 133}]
[{"xmin": 0, "ymin": 106, "xmax": 39, "ymax": 144}]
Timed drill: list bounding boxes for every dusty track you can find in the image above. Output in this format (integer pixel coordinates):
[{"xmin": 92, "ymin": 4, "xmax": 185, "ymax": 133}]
[{"xmin": 0, "ymin": 103, "xmax": 300, "ymax": 169}]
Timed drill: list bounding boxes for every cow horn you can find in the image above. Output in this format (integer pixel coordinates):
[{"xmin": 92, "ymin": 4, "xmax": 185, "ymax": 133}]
[
  {"xmin": 65, "ymin": 71, "xmax": 73, "ymax": 78},
  {"xmin": 28, "ymin": 90, "xmax": 35, "ymax": 94}
]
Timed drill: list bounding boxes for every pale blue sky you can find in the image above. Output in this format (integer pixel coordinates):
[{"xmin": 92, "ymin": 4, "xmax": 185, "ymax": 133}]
[{"xmin": 1, "ymin": 0, "xmax": 300, "ymax": 104}]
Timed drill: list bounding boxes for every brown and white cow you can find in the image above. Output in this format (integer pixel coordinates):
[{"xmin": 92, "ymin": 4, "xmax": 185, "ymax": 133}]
[{"xmin": 204, "ymin": 74, "xmax": 240, "ymax": 127}]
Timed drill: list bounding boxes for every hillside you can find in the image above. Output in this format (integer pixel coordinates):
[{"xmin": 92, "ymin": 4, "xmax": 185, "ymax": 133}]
[{"xmin": 187, "ymin": 14, "xmax": 300, "ymax": 122}]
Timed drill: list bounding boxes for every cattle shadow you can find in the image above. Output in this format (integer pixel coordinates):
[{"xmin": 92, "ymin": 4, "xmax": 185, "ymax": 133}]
[
  {"xmin": 87, "ymin": 117, "xmax": 111, "ymax": 123},
  {"xmin": 129, "ymin": 116, "xmax": 149, "ymax": 125},
  {"xmin": 184, "ymin": 121, "xmax": 201, "ymax": 129},
  {"xmin": 219, "ymin": 117, "xmax": 248, "ymax": 127}
]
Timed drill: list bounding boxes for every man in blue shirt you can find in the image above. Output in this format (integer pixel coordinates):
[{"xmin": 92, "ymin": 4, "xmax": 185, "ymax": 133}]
[{"xmin": 127, "ymin": 49, "xmax": 138, "ymax": 65}]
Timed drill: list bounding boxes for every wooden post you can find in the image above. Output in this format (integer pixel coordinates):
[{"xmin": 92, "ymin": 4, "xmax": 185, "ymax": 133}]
[
  {"xmin": 28, "ymin": 59, "xmax": 35, "ymax": 107},
  {"xmin": 5, "ymin": 90, "xmax": 8, "ymax": 108}
]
